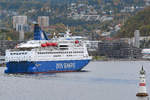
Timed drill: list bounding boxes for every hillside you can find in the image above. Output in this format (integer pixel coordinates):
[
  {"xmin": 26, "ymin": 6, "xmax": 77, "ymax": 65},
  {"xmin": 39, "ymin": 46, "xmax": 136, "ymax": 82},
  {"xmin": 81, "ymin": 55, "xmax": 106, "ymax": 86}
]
[{"xmin": 118, "ymin": 6, "xmax": 150, "ymax": 38}]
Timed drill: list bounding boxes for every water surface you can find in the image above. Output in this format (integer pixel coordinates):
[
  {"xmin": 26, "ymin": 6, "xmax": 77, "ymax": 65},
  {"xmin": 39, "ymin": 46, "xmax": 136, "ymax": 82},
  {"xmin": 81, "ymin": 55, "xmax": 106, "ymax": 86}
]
[{"xmin": 0, "ymin": 61, "xmax": 150, "ymax": 100}]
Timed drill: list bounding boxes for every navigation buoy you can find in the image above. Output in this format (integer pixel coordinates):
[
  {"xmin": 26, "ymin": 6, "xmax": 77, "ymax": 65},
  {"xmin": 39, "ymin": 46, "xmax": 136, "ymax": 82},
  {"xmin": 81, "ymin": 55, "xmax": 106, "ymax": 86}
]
[{"xmin": 136, "ymin": 66, "xmax": 149, "ymax": 97}]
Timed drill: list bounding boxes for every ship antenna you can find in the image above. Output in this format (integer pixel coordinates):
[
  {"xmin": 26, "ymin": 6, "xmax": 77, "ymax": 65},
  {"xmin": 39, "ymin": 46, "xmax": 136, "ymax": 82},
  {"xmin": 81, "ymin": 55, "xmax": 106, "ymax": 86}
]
[{"xmin": 53, "ymin": 32, "xmax": 57, "ymax": 38}]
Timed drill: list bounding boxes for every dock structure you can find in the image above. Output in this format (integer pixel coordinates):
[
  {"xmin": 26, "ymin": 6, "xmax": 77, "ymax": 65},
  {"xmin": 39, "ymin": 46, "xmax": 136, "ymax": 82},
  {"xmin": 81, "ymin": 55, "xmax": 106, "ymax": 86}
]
[
  {"xmin": 98, "ymin": 41, "xmax": 142, "ymax": 59},
  {"xmin": 136, "ymin": 67, "xmax": 149, "ymax": 97}
]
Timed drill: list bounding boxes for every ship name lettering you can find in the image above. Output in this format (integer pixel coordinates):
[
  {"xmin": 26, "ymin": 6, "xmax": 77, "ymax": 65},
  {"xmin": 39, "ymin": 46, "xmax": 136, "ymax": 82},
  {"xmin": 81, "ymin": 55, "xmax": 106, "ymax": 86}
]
[
  {"xmin": 56, "ymin": 63, "xmax": 63, "ymax": 69},
  {"xmin": 64, "ymin": 63, "xmax": 75, "ymax": 68},
  {"xmin": 56, "ymin": 63, "xmax": 75, "ymax": 69}
]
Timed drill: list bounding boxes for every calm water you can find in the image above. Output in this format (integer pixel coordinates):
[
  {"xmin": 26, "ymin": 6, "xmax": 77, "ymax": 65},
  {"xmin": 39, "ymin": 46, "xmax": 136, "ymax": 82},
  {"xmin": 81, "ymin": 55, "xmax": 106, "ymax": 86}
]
[{"xmin": 0, "ymin": 61, "xmax": 150, "ymax": 100}]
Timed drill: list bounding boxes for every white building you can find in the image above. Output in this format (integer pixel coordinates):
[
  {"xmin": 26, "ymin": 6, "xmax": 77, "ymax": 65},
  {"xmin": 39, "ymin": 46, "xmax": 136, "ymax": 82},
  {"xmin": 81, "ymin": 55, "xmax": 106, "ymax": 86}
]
[
  {"xmin": 13, "ymin": 16, "xmax": 27, "ymax": 28},
  {"xmin": 38, "ymin": 16, "xmax": 49, "ymax": 27},
  {"xmin": 134, "ymin": 30, "xmax": 140, "ymax": 48}
]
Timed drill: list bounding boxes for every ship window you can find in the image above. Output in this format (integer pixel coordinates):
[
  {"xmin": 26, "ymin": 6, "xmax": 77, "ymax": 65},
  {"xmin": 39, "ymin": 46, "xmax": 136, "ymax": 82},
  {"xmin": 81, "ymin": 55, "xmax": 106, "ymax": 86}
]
[
  {"xmin": 59, "ymin": 45, "xmax": 68, "ymax": 47},
  {"xmin": 53, "ymin": 55, "xmax": 61, "ymax": 57}
]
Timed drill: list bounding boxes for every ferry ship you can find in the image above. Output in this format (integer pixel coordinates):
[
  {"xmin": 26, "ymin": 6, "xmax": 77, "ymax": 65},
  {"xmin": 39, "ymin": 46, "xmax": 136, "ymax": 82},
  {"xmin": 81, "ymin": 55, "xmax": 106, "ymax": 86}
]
[{"xmin": 5, "ymin": 24, "xmax": 92, "ymax": 74}]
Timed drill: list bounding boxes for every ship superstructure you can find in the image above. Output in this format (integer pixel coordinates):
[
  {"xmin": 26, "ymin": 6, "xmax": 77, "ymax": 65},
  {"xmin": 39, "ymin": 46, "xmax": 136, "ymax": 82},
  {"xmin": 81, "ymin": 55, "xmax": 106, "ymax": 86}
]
[{"xmin": 5, "ymin": 24, "xmax": 92, "ymax": 73}]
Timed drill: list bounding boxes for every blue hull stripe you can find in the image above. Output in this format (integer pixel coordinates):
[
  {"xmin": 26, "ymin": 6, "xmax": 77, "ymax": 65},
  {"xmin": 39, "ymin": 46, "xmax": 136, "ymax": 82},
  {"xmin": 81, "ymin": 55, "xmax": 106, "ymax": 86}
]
[{"xmin": 5, "ymin": 60, "xmax": 90, "ymax": 74}]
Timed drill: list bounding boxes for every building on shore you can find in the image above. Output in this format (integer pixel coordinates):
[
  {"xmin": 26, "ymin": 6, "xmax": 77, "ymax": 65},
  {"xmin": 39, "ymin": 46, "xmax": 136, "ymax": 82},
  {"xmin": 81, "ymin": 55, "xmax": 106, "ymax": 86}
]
[
  {"xmin": 13, "ymin": 16, "xmax": 27, "ymax": 29},
  {"xmin": 38, "ymin": 16, "xmax": 49, "ymax": 28},
  {"xmin": 97, "ymin": 41, "xmax": 142, "ymax": 59}
]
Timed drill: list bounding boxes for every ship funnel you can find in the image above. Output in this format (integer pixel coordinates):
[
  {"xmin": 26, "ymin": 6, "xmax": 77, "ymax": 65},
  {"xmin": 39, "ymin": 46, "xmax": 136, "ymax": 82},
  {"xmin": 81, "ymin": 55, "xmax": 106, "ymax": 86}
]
[{"xmin": 34, "ymin": 24, "xmax": 48, "ymax": 40}]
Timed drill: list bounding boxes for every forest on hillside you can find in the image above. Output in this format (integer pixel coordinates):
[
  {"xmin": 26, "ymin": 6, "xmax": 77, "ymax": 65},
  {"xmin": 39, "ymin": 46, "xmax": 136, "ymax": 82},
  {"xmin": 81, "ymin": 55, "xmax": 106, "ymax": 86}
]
[{"xmin": 118, "ymin": 7, "xmax": 150, "ymax": 38}]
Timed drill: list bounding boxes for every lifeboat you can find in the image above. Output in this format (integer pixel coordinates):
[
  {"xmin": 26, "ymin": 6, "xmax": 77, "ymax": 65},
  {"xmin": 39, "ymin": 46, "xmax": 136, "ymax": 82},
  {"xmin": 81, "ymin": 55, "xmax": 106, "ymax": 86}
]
[
  {"xmin": 41, "ymin": 43, "xmax": 47, "ymax": 47},
  {"xmin": 75, "ymin": 40, "xmax": 79, "ymax": 44},
  {"xmin": 45, "ymin": 42, "xmax": 58, "ymax": 46},
  {"xmin": 46, "ymin": 42, "xmax": 53, "ymax": 46},
  {"xmin": 52, "ymin": 43, "xmax": 58, "ymax": 46}
]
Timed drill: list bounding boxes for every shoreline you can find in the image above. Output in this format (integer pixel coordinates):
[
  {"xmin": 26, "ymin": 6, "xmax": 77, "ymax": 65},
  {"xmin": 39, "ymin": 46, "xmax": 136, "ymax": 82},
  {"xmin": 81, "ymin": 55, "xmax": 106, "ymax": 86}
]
[{"xmin": 92, "ymin": 58, "xmax": 150, "ymax": 62}]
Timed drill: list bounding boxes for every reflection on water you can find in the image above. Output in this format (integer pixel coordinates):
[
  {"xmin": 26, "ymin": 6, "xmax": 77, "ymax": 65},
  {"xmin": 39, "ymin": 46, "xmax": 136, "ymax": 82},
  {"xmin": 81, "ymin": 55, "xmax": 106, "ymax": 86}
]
[
  {"xmin": 137, "ymin": 97, "xmax": 149, "ymax": 100},
  {"xmin": 4, "ymin": 73, "xmax": 57, "ymax": 80},
  {"xmin": 0, "ymin": 61, "xmax": 150, "ymax": 100}
]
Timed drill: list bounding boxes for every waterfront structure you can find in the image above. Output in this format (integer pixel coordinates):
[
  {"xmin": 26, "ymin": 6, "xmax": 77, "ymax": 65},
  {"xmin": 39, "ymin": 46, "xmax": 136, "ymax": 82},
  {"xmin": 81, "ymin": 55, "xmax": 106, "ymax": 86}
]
[
  {"xmin": 141, "ymin": 49, "xmax": 150, "ymax": 59},
  {"xmin": 98, "ymin": 41, "xmax": 141, "ymax": 59},
  {"xmin": 38, "ymin": 16, "xmax": 49, "ymax": 28},
  {"xmin": 136, "ymin": 67, "xmax": 149, "ymax": 100}
]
